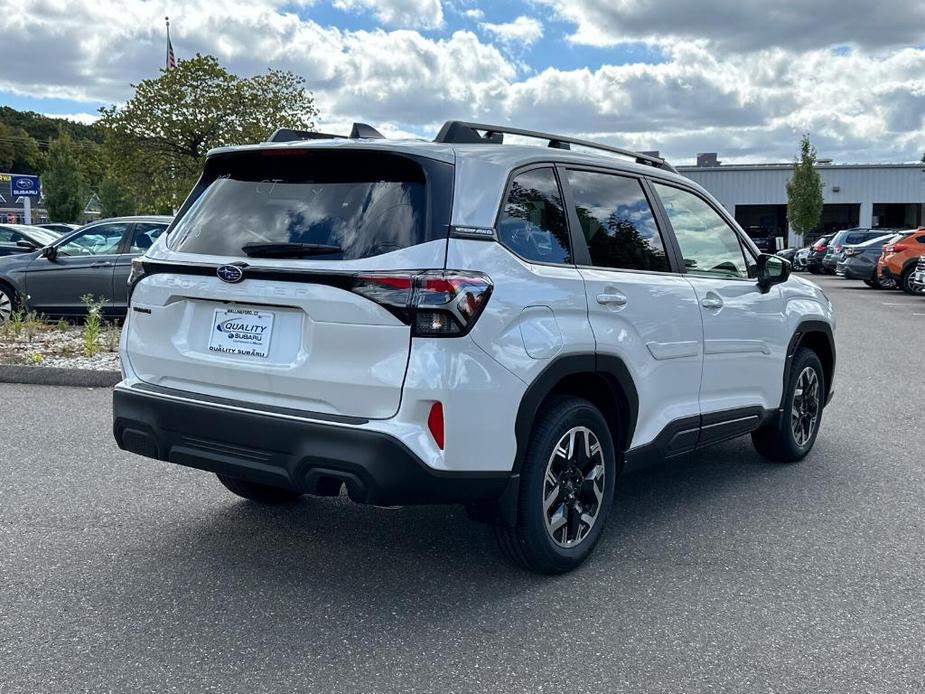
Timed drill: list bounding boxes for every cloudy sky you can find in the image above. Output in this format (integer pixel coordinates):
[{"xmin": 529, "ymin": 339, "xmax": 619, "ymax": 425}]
[{"xmin": 2, "ymin": 0, "xmax": 925, "ymax": 165}]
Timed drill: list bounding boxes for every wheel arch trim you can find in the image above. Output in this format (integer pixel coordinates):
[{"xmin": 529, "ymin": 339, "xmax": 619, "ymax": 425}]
[
  {"xmin": 782, "ymin": 320, "xmax": 835, "ymax": 410},
  {"xmin": 512, "ymin": 353, "xmax": 639, "ymax": 473}
]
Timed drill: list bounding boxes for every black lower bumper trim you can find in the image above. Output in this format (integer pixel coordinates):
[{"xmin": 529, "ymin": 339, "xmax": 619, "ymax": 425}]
[{"xmin": 113, "ymin": 387, "xmax": 512, "ymax": 507}]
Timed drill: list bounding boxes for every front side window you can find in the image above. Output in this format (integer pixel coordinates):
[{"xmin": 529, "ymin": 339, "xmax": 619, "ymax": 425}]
[
  {"xmin": 498, "ymin": 168, "xmax": 571, "ymax": 264},
  {"xmin": 653, "ymin": 183, "xmax": 750, "ymax": 279},
  {"xmin": 566, "ymin": 170, "xmax": 669, "ymax": 272},
  {"xmin": 56, "ymin": 223, "xmax": 129, "ymax": 257}
]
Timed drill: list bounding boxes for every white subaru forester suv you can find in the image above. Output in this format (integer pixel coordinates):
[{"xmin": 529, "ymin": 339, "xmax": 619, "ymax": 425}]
[{"xmin": 113, "ymin": 121, "xmax": 835, "ymax": 574}]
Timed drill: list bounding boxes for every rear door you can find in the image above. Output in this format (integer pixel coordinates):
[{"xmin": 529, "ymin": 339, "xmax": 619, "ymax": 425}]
[
  {"xmin": 111, "ymin": 222, "xmax": 169, "ymax": 309},
  {"xmin": 124, "ymin": 148, "xmax": 454, "ymax": 420},
  {"xmin": 562, "ymin": 167, "xmax": 704, "ymax": 451},
  {"xmin": 650, "ymin": 181, "xmax": 788, "ymax": 418},
  {"xmin": 25, "ymin": 222, "xmax": 129, "ymax": 314}
]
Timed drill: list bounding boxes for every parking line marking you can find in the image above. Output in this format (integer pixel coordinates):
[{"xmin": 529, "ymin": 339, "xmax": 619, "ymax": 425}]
[{"xmin": 881, "ymin": 303, "xmax": 909, "ymax": 306}]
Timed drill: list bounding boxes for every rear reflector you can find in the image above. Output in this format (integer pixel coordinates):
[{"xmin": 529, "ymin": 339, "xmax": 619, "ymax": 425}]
[{"xmin": 428, "ymin": 402, "xmax": 445, "ymax": 449}]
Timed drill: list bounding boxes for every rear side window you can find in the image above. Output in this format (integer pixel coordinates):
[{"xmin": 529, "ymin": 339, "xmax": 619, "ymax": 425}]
[
  {"xmin": 566, "ymin": 170, "xmax": 669, "ymax": 272},
  {"xmin": 129, "ymin": 223, "xmax": 167, "ymax": 253},
  {"xmin": 168, "ymin": 150, "xmax": 452, "ymax": 260},
  {"xmin": 498, "ymin": 168, "xmax": 572, "ymax": 264}
]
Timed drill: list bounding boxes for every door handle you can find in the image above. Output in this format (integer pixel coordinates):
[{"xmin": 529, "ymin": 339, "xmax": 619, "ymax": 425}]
[
  {"xmin": 700, "ymin": 295, "xmax": 723, "ymax": 310},
  {"xmin": 90, "ymin": 261, "xmax": 113, "ymax": 268},
  {"xmin": 596, "ymin": 292, "xmax": 628, "ymax": 307}
]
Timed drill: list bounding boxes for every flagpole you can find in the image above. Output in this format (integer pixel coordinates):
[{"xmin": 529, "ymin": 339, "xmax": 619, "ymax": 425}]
[{"xmin": 165, "ymin": 16, "xmax": 171, "ymax": 70}]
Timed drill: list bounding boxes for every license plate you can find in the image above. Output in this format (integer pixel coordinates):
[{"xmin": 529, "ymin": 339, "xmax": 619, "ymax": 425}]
[{"xmin": 208, "ymin": 308, "xmax": 275, "ymax": 359}]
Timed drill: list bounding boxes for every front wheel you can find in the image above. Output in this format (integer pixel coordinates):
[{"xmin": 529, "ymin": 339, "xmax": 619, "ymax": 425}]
[
  {"xmin": 494, "ymin": 397, "xmax": 616, "ymax": 574},
  {"xmin": 0, "ymin": 282, "xmax": 17, "ymax": 322},
  {"xmin": 216, "ymin": 474, "xmax": 303, "ymax": 504},
  {"xmin": 752, "ymin": 348, "xmax": 825, "ymax": 463}
]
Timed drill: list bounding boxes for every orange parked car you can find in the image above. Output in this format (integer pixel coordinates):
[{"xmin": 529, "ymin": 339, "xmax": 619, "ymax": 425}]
[{"xmin": 878, "ymin": 227, "xmax": 925, "ymax": 294}]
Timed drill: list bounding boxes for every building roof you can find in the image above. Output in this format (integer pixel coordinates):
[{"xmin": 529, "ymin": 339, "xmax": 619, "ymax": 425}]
[{"xmin": 679, "ymin": 162, "xmax": 925, "ymax": 173}]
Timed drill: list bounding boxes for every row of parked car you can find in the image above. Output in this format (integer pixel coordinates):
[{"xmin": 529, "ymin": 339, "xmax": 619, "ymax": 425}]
[
  {"xmin": 0, "ymin": 216, "xmax": 172, "ymax": 321},
  {"xmin": 777, "ymin": 226, "xmax": 925, "ymax": 295}
]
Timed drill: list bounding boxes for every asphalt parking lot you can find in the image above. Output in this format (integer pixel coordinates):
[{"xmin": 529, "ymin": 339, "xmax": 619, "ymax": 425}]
[{"xmin": 1, "ymin": 274, "xmax": 923, "ymax": 693}]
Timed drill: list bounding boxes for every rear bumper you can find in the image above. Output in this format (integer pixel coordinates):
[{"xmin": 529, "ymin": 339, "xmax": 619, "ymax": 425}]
[
  {"xmin": 112, "ymin": 385, "xmax": 513, "ymax": 507},
  {"xmin": 841, "ymin": 261, "xmax": 872, "ymax": 279}
]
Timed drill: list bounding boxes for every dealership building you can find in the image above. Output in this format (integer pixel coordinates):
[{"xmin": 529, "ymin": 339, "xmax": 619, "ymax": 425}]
[{"xmin": 678, "ymin": 155, "xmax": 925, "ymax": 248}]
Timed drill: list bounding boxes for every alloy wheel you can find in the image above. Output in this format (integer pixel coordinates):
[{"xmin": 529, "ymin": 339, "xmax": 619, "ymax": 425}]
[
  {"xmin": 542, "ymin": 426, "xmax": 606, "ymax": 548},
  {"xmin": 791, "ymin": 367, "xmax": 820, "ymax": 447},
  {"xmin": 0, "ymin": 288, "xmax": 11, "ymax": 322}
]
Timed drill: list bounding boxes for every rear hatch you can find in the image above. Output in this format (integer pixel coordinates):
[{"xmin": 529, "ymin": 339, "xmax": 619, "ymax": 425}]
[{"xmin": 124, "ymin": 146, "xmax": 455, "ymax": 419}]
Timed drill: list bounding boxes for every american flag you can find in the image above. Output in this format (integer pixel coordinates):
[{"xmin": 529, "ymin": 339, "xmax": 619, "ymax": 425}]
[{"xmin": 166, "ymin": 17, "xmax": 176, "ymax": 70}]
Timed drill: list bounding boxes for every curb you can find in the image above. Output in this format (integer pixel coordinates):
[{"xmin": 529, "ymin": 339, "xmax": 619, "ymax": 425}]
[{"xmin": 0, "ymin": 365, "xmax": 122, "ymax": 388}]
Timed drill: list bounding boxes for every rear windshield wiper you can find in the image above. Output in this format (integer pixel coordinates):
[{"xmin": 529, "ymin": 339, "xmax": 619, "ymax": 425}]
[{"xmin": 241, "ymin": 242, "xmax": 344, "ymax": 258}]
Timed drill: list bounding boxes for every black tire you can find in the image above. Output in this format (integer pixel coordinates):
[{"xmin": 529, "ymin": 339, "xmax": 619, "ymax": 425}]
[
  {"xmin": 752, "ymin": 348, "xmax": 825, "ymax": 463},
  {"xmin": 216, "ymin": 474, "xmax": 303, "ymax": 504},
  {"xmin": 863, "ymin": 279, "xmax": 876, "ymax": 288},
  {"xmin": 493, "ymin": 397, "xmax": 617, "ymax": 574},
  {"xmin": 900, "ymin": 266, "xmax": 924, "ymax": 295}
]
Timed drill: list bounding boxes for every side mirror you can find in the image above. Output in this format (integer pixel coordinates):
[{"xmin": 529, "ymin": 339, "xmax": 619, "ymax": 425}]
[
  {"xmin": 757, "ymin": 253, "xmax": 790, "ymax": 292},
  {"xmin": 15, "ymin": 239, "xmax": 37, "ymax": 250},
  {"xmin": 41, "ymin": 245, "xmax": 57, "ymax": 261}
]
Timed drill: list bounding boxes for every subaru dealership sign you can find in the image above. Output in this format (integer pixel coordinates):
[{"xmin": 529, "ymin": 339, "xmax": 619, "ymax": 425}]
[{"xmin": 10, "ymin": 174, "xmax": 40, "ymax": 197}]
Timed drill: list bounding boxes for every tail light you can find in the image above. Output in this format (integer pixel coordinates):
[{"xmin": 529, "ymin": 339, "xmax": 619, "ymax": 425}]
[
  {"xmin": 813, "ymin": 243, "xmax": 826, "ymax": 251},
  {"xmin": 833, "ymin": 243, "xmax": 843, "ymax": 252},
  {"xmin": 887, "ymin": 243, "xmax": 908, "ymax": 253},
  {"xmin": 350, "ymin": 270, "xmax": 492, "ymax": 337}
]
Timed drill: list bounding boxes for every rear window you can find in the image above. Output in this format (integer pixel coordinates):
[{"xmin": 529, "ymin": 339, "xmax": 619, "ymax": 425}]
[{"xmin": 168, "ymin": 150, "xmax": 452, "ymax": 260}]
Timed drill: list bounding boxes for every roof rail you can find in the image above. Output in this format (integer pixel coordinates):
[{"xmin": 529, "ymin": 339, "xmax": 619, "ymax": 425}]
[
  {"xmin": 267, "ymin": 122, "xmax": 385, "ymax": 143},
  {"xmin": 433, "ymin": 120, "xmax": 677, "ymax": 173}
]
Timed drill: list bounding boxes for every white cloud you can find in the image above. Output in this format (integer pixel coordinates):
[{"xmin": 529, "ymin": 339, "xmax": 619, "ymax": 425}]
[
  {"xmin": 463, "ymin": 8, "xmax": 484, "ymax": 20},
  {"xmin": 332, "ymin": 0, "xmax": 444, "ymax": 29},
  {"xmin": 1, "ymin": 0, "xmax": 925, "ymax": 165},
  {"xmin": 42, "ymin": 112, "xmax": 100, "ymax": 125},
  {"xmin": 536, "ymin": 0, "xmax": 925, "ymax": 52},
  {"xmin": 480, "ymin": 16, "xmax": 543, "ymax": 47}
]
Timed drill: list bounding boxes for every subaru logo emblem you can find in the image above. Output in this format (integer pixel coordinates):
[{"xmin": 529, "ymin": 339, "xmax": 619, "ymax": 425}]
[
  {"xmin": 217, "ymin": 265, "xmax": 244, "ymax": 283},
  {"xmin": 15, "ymin": 179, "xmax": 33, "ymax": 190}
]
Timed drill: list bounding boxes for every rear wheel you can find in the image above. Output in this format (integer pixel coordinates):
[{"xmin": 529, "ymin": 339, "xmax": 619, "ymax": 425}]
[
  {"xmin": 900, "ymin": 266, "xmax": 925, "ymax": 295},
  {"xmin": 494, "ymin": 397, "xmax": 616, "ymax": 574},
  {"xmin": 216, "ymin": 474, "xmax": 303, "ymax": 504},
  {"xmin": 752, "ymin": 348, "xmax": 824, "ymax": 463},
  {"xmin": 863, "ymin": 279, "xmax": 876, "ymax": 288}
]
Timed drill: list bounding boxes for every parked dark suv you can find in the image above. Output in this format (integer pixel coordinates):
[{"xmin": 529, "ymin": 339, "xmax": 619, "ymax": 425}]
[
  {"xmin": 822, "ymin": 228, "xmax": 898, "ymax": 274},
  {"xmin": 806, "ymin": 234, "xmax": 834, "ymax": 274}
]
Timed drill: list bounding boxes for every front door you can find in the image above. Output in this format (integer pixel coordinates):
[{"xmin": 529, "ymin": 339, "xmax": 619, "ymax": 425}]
[
  {"xmin": 25, "ymin": 222, "xmax": 130, "ymax": 315},
  {"xmin": 650, "ymin": 182, "xmax": 788, "ymax": 420},
  {"xmin": 561, "ymin": 167, "xmax": 704, "ymax": 452}
]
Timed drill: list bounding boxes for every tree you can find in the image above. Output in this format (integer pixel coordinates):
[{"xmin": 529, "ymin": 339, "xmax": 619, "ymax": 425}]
[
  {"xmin": 43, "ymin": 132, "xmax": 83, "ymax": 222},
  {"xmin": 0, "ymin": 121, "xmax": 41, "ymax": 174},
  {"xmin": 786, "ymin": 134, "xmax": 824, "ymax": 238},
  {"xmin": 98, "ymin": 54, "xmax": 318, "ymax": 212},
  {"xmin": 98, "ymin": 176, "xmax": 137, "ymax": 217}
]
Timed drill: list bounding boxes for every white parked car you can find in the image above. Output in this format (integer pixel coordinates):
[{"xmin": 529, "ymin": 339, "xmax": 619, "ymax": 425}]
[{"xmin": 113, "ymin": 121, "xmax": 836, "ymax": 573}]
